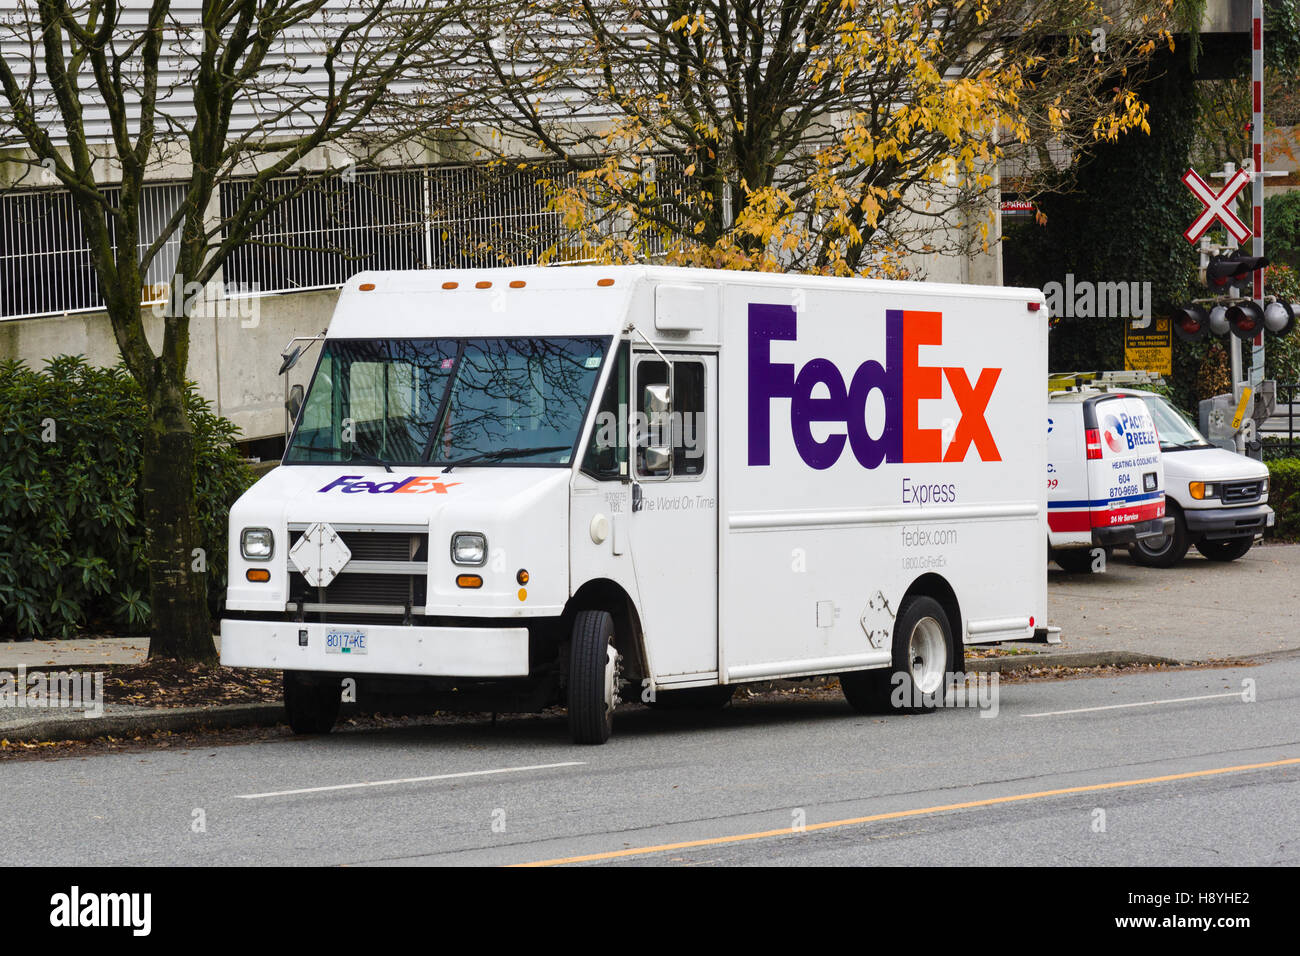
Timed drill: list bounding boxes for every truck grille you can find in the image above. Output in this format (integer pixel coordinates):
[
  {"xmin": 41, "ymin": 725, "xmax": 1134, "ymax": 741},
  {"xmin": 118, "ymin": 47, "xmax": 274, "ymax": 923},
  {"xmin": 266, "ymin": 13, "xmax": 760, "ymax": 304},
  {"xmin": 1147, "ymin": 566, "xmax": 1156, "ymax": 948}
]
[
  {"xmin": 287, "ymin": 525, "xmax": 428, "ymax": 619},
  {"xmin": 1221, "ymin": 480, "xmax": 1262, "ymax": 504}
]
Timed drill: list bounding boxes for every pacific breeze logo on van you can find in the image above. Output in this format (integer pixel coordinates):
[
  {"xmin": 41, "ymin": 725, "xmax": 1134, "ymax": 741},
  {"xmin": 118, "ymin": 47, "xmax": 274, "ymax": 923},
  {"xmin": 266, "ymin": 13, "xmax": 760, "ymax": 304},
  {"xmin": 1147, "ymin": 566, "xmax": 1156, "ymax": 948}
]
[
  {"xmin": 748, "ymin": 303, "xmax": 1002, "ymax": 470},
  {"xmin": 1101, "ymin": 411, "xmax": 1158, "ymax": 454}
]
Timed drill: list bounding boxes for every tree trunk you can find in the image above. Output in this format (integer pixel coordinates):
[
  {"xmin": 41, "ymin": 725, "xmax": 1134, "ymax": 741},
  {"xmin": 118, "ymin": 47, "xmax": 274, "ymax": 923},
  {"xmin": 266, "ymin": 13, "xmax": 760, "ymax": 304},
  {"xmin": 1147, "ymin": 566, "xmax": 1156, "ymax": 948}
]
[{"xmin": 142, "ymin": 379, "xmax": 215, "ymax": 663}]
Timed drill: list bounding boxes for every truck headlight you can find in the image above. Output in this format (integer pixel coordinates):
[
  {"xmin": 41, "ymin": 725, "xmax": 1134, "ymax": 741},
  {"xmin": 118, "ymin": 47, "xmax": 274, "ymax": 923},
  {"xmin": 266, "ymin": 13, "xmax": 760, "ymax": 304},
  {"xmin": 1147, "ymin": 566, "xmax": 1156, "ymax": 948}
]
[
  {"xmin": 451, "ymin": 532, "xmax": 487, "ymax": 566},
  {"xmin": 1189, "ymin": 482, "xmax": 1217, "ymax": 500},
  {"xmin": 240, "ymin": 527, "xmax": 275, "ymax": 560},
  {"xmin": 1261, "ymin": 478, "xmax": 1269, "ymax": 494}
]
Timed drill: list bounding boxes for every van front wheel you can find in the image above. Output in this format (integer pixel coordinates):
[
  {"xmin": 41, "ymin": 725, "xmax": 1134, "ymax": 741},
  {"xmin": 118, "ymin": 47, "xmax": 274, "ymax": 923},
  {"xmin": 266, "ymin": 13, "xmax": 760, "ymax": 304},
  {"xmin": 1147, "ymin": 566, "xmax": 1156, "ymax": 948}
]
[
  {"xmin": 568, "ymin": 610, "xmax": 618, "ymax": 745},
  {"xmin": 1131, "ymin": 508, "xmax": 1189, "ymax": 568},
  {"xmin": 283, "ymin": 672, "xmax": 341, "ymax": 735},
  {"xmin": 840, "ymin": 596, "xmax": 952, "ymax": 714},
  {"xmin": 1195, "ymin": 536, "xmax": 1254, "ymax": 562}
]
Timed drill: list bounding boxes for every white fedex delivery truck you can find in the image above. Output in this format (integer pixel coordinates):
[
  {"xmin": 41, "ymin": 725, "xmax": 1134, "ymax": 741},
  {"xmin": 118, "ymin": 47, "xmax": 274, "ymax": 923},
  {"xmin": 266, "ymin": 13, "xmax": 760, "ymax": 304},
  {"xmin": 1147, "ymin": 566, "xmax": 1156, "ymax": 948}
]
[{"xmin": 221, "ymin": 266, "xmax": 1050, "ymax": 743}]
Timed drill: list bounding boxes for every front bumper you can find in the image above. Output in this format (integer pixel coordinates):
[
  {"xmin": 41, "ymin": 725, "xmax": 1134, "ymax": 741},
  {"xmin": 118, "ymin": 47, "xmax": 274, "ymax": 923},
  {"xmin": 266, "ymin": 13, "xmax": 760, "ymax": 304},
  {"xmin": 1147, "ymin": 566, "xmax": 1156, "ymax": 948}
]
[
  {"xmin": 220, "ymin": 619, "xmax": 529, "ymax": 677},
  {"xmin": 1093, "ymin": 517, "xmax": 1174, "ymax": 547},
  {"xmin": 1184, "ymin": 503, "xmax": 1275, "ymax": 540}
]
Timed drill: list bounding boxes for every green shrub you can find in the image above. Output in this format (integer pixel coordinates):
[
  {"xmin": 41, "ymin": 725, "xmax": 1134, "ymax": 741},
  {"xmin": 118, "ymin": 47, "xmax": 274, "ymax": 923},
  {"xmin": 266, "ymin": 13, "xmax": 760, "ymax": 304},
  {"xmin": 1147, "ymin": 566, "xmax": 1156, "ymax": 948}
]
[
  {"xmin": 1267, "ymin": 458, "xmax": 1300, "ymax": 541},
  {"xmin": 0, "ymin": 356, "xmax": 253, "ymax": 638}
]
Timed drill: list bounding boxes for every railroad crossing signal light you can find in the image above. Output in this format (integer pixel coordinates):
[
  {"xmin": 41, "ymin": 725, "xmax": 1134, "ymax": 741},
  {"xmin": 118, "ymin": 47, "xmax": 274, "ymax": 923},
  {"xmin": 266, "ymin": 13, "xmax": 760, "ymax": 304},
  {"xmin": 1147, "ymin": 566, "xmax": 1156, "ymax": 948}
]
[
  {"xmin": 1171, "ymin": 305, "xmax": 1208, "ymax": 342},
  {"xmin": 1226, "ymin": 300, "xmax": 1266, "ymax": 340},
  {"xmin": 1207, "ymin": 305, "xmax": 1230, "ymax": 337},
  {"xmin": 1205, "ymin": 252, "xmax": 1269, "ymax": 289},
  {"xmin": 1263, "ymin": 301, "xmax": 1297, "ymax": 337}
]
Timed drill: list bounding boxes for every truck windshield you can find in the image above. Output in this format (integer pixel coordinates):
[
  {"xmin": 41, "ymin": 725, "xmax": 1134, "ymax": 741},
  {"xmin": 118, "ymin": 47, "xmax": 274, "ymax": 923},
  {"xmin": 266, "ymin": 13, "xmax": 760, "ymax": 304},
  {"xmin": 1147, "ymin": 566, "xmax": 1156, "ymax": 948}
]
[
  {"xmin": 285, "ymin": 336, "xmax": 611, "ymax": 467},
  {"xmin": 1140, "ymin": 394, "xmax": 1211, "ymax": 451}
]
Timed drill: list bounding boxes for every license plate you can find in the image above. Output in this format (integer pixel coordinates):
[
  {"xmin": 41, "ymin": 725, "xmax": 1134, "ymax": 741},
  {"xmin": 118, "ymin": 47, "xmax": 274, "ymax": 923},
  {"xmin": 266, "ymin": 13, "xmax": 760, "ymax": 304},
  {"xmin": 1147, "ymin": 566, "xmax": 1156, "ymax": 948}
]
[{"xmin": 325, "ymin": 629, "xmax": 368, "ymax": 655}]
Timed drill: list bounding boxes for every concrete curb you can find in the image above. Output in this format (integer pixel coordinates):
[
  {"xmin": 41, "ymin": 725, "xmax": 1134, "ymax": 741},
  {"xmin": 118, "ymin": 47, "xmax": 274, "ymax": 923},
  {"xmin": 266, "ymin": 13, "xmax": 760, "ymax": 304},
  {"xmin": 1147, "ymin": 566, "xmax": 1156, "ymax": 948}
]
[
  {"xmin": 964, "ymin": 650, "xmax": 1180, "ymax": 672},
  {"xmin": 0, "ymin": 650, "xmax": 1231, "ymax": 743},
  {"xmin": 0, "ymin": 702, "xmax": 284, "ymax": 744}
]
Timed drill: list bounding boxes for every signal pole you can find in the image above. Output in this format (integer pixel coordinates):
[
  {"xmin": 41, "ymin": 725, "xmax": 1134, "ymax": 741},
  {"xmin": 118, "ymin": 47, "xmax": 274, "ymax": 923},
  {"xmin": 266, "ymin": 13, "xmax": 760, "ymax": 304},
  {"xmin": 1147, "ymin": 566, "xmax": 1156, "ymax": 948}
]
[{"xmin": 1251, "ymin": 0, "xmax": 1265, "ymax": 392}]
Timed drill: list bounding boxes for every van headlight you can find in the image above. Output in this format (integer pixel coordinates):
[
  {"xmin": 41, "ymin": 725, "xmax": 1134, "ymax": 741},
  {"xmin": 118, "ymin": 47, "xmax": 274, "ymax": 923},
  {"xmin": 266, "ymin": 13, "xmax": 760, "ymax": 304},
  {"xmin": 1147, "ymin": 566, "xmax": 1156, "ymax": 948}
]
[
  {"xmin": 240, "ymin": 527, "xmax": 275, "ymax": 560},
  {"xmin": 1189, "ymin": 482, "xmax": 1218, "ymax": 500},
  {"xmin": 451, "ymin": 532, "xmax": 487, "ymax": 566}
]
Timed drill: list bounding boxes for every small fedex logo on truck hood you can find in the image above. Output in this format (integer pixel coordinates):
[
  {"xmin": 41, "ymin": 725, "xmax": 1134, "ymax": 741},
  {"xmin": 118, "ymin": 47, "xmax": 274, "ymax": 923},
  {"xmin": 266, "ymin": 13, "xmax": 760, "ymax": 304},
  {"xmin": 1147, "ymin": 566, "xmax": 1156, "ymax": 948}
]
[
  {"xmin": 317, "ymin": 475, "xmax": 460, "ymax": 495},
  {"xmin": 748, "ymin": 304, "xmax": 1002, "ymax": 470}
]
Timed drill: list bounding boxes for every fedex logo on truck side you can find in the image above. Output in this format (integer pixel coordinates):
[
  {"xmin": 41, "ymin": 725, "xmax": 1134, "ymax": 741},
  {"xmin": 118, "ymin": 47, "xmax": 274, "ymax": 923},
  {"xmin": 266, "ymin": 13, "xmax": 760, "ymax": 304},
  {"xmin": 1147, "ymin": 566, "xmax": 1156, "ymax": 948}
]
[
  {"xmin": 748, "ymin": 304, "xmax": 1002, "ymax": 470},
  {"xmin": 317, "ymin": 475, "xmax": 460, "ymax": 494}
]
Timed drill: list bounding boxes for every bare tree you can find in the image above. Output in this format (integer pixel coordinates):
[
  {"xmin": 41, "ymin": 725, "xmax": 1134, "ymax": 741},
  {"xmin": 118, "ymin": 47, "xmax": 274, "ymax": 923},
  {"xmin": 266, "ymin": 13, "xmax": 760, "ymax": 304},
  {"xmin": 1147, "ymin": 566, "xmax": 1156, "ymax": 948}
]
[
  {"xmin": 453, "ymin": 0, "xmax": 1185, "ymax": 275},
  {"xmin": 0, "ymin": 0, "xmax": 479, "ymax": 661}
]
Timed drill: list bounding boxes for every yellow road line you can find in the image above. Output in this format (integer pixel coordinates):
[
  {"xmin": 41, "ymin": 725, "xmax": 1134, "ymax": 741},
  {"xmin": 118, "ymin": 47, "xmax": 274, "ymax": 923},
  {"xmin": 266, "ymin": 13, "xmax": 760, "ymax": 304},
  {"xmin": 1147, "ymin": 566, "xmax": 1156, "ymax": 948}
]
[{"xmin": 512, "ymin": 756, "xmax": 1300, "ymax": 867}]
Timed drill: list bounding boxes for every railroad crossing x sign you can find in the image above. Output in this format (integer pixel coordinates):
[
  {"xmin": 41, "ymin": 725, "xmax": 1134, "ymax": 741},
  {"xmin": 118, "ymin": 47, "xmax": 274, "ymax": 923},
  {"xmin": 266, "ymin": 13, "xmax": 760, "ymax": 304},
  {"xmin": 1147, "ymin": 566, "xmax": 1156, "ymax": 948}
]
[{"xmin": 1182, "ymin": 168, "xmax": 1252, "ymax": 244}]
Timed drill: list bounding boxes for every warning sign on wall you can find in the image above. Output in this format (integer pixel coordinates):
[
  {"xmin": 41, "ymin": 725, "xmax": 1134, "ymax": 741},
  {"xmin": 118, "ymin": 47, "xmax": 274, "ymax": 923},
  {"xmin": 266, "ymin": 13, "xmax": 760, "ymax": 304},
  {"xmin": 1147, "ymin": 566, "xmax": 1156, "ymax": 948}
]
[{"xmin": 1125, "ymin": 318, "xmax": 1172, "ymax": 376}]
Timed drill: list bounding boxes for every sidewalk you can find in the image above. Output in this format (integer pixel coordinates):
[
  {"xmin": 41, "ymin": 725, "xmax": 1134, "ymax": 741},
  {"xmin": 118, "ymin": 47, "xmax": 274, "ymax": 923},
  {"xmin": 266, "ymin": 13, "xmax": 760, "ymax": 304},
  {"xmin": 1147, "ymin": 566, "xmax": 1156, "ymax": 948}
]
[{"xmin": 4, "ymin": 542, "xmax": 1297, "ymax": 741}]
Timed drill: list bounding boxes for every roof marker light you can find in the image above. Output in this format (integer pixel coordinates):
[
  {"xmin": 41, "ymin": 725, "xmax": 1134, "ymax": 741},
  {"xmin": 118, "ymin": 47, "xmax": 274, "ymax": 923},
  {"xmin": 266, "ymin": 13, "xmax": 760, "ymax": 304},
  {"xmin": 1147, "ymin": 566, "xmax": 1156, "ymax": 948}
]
[
  {"xmin": 476, "ymin": 280, "xmax": 492, "ymax": 289},
  {"xmin": 442, "ymin": 281, "xmax": 459, "ymax": 290},
  {"xmin": 510, "ymin": 280, "xmax": 526, "ymax": 289},
  {"xmin": 358, "ymin": 283, "xmax": 375, "ymax": 291},
  {"xmin": 597, "ymin": 278, "xmax": 615, "ymax": 287}
]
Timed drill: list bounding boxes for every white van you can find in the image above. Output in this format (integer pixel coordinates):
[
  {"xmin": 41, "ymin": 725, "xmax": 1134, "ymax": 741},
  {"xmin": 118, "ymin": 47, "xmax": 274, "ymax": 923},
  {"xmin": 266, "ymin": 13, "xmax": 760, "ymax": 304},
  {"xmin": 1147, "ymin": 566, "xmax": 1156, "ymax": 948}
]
[
  {"xmin": 1047, "ymin": 389, "xmax": 1171, "ymax": 572},
  {"xmin": 1113, "ymin": 388, "xmax": 1273, "ymax": 565},
  {"xmin": 220, "ymin": 266, "xmax": 1050, "ymax": 743}
]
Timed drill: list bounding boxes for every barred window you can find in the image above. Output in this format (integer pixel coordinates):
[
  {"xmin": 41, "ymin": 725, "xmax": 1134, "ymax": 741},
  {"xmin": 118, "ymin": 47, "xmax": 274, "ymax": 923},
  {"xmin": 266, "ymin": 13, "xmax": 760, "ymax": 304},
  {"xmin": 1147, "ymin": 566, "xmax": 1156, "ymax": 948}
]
[
  {"xmin": 0, "ymin": 183, "xmax": 184, "ymax": 319},
  {"xmin": 220, "ymin": 169, "xmax": 426, "ymax": 293}
]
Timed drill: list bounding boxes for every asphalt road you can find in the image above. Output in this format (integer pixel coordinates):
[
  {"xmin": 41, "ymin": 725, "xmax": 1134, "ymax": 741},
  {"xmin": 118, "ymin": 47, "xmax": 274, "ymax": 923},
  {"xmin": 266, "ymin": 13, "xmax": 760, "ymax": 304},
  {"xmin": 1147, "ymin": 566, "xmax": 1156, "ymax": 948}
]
[{"xmin": 3, "ymin": 655, "xmax": 1297, "ymax": 866}]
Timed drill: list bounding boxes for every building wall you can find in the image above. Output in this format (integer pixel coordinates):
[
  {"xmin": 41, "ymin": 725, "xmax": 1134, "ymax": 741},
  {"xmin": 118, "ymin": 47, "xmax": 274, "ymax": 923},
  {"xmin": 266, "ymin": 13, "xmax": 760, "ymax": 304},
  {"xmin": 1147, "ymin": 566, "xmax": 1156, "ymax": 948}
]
[{"xmin": 0, "ymin": 288, "xmax": 338, "ymax": 444}]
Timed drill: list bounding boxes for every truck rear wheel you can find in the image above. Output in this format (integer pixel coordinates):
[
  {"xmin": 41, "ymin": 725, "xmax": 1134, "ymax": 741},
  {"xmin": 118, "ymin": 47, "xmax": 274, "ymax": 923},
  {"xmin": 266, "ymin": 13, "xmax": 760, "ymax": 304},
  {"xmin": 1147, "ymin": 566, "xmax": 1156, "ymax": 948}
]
[
  {"xmin": 1195, "ymin": 536, "xmax": 1254, "ymax": 562},
  {"xmin": 283, "ymin": 672, "xmax": 341, "ymax": 735},
  {"xmin": 568, "ymin": 610, "xmax": 618, "ymax": 745},
  {"xmin": 840, "ymin": 596, "xmax": 952, "ymax": 714},
  {"xmin": 1131, "ymin": 507, "xmax": 1189, "ymax": 568}
]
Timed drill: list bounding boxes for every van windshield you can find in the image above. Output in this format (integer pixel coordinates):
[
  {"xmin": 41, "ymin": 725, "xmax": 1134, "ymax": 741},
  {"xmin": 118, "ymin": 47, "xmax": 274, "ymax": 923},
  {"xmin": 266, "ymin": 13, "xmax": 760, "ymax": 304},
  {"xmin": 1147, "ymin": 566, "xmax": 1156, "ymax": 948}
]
[
  {"xmin": 285, "ymin": 336, "xmax": 611, "ymax": 467},
  {"xmin": 1138, "ymin": 394, "xmax": 1211, "ymax": 451}
]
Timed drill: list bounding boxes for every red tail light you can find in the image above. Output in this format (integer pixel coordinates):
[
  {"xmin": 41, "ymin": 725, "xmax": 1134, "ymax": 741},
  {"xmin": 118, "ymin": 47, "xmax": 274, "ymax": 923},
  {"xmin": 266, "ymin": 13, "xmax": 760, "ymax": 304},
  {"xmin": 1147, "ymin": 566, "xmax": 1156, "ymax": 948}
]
[{"xmin": 1085, "ymin": 428, "xmax": 1102, "ymax": 460}]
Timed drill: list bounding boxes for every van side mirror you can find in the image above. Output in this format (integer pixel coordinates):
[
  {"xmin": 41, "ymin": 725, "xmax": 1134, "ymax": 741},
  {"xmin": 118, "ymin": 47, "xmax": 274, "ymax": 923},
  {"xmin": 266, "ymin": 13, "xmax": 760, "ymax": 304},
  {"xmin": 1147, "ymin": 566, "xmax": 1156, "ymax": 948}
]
[{"xmin": 285, "ymin": 383, "xmax": 305, "ymax": 421}]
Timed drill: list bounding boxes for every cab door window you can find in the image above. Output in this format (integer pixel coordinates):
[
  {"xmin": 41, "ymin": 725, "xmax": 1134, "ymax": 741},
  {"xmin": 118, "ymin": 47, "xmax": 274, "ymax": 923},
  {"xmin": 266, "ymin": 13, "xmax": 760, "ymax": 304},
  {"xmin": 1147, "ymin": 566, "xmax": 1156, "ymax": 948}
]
[{"xmin": 633, "ymin": 358, "xmax": 706, "ymax": 479}]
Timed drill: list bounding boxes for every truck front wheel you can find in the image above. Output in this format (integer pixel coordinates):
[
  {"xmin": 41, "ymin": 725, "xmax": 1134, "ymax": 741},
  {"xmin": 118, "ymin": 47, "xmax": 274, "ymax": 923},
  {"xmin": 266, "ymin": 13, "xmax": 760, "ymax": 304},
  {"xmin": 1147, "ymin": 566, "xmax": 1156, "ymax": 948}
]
[
  {"xmin": 568, "ymin": 610, "xmax": 618, "ymax": 745},
  {"xmin": 283, "ymin": 672, "xmax": 341, "ymax": 735},
  {"xmin": 840, "ymin": 596, "xmax": 952, "ymax": 715}
]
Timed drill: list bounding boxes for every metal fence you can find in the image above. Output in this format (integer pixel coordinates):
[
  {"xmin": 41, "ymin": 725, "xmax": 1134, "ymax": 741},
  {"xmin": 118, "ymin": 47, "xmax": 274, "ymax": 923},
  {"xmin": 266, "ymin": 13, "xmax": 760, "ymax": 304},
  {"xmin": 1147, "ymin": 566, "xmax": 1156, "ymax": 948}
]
[
  {"xmin": 1262, "ymin": 382, "xmax": 1300, "ymax": 460},
  {"xmin": 0, "ymin": 156, "xmax": 696, "ymax": 321}
]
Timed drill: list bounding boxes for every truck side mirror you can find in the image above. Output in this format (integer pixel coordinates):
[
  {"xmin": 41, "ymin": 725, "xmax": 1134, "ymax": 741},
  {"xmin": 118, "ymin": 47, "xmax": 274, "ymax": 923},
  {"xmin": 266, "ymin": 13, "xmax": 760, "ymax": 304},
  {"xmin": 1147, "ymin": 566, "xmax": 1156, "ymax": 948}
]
[
  {"xmin": 285, "ymin": 383, "xmax": 305, "ymax": 421},
  {"xmin": 643, "ymin": 444, "xmax": 671, "ymax": 474},
  {"xmin": 644, "ymin": 383, "xmax": 670, "ymax": 415}
]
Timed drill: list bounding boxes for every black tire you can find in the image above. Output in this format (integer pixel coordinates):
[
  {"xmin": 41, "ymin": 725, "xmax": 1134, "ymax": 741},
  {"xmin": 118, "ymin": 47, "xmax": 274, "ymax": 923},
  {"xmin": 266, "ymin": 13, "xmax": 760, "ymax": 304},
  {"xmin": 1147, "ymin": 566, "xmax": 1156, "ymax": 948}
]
[
  {"xmin": 1195, "ymin": 535, "xmax": 1254, "ymax": 562},
  {"xmin": 568, "ymin": 610, "xmax": 618, "ymax": 745},
  {"xmin": 1131, "ymin": 506, "xmax": 1190, "ymax": 568},
  {"xmin": 841, "ymin": 595, "xmax": 952, "ymax": 715},
  {"xmin": 1053, "ymin": 547, "xmax": 1107, "ymax": 574},
  {"xmin": 284, "ymin": 672, "xmax": 341, "ymax": 735},
  {"xmin": 646, "ymin": 684, "xmax": 735, "ymax": 710}
]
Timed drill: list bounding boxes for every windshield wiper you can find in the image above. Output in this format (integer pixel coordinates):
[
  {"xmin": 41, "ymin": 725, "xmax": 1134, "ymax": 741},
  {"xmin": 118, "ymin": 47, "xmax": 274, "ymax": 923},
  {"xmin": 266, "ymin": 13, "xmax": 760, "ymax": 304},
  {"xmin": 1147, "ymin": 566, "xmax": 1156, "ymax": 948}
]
[
  {"xmin": 441, "ymin": 445, "xmax": 570, "ymax": 472},
  {"xmin": 306, "ymin": 445, "xmax": 394, "ymax": 472}
]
